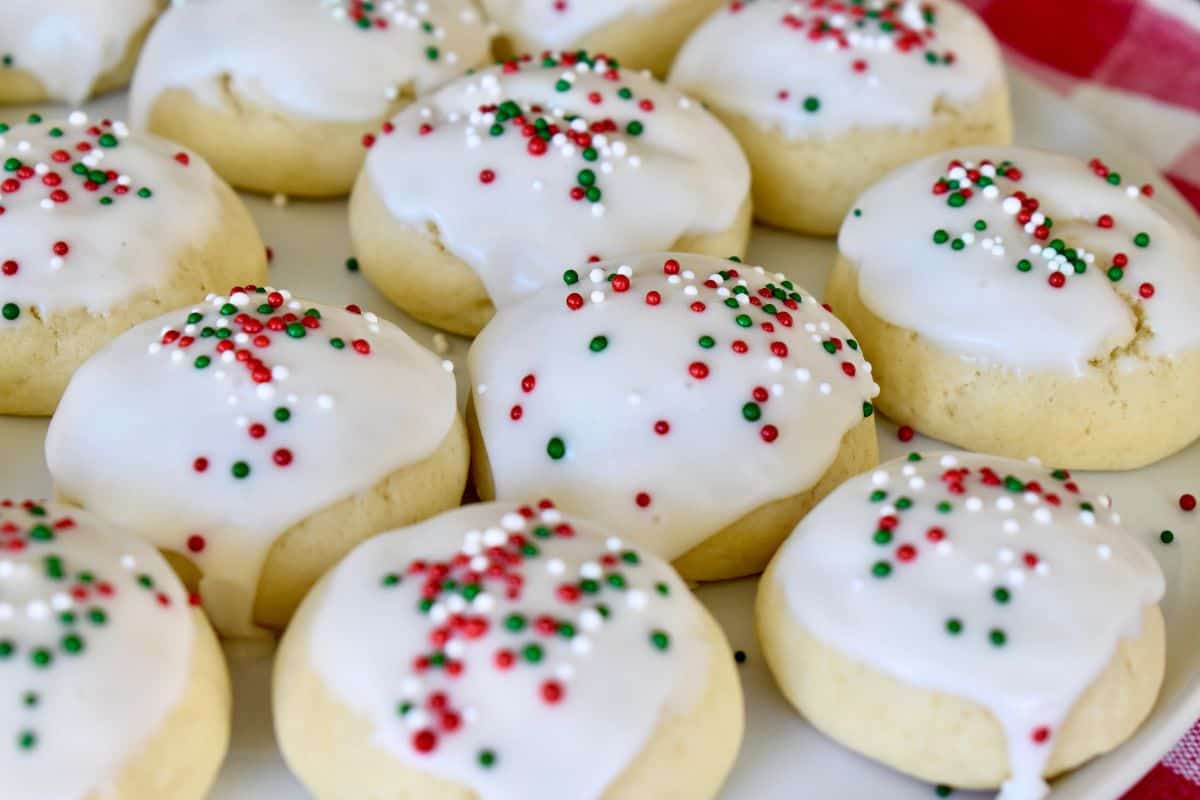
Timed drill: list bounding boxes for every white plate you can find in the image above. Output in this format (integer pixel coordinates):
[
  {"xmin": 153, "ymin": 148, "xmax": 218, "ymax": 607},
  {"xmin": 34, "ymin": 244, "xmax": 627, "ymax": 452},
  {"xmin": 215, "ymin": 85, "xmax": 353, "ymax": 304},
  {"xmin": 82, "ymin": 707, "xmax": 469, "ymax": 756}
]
[{"xmin": 3, "ymin": 70, "xmax": 1198, "ymax": 800}]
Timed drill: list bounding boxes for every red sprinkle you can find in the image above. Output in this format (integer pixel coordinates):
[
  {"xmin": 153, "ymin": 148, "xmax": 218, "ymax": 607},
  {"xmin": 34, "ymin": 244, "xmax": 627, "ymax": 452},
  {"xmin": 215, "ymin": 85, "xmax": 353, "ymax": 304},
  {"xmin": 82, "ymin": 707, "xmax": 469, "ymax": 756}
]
[
  {"xmin": 898, "ymin": 425, "xmax": 914, "ymax": 442},
  {"xmin": 1181, "ymin": 494, "xmax": 1197, "ymax": 512}
]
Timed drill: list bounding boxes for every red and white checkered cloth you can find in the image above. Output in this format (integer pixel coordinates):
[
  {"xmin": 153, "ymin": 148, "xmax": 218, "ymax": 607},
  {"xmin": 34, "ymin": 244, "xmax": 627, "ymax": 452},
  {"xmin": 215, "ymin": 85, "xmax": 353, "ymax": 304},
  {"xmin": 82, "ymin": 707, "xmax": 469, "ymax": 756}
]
[{"xmin": 959, "ymin": 1, "xmax": 1200, "ymax": 796}]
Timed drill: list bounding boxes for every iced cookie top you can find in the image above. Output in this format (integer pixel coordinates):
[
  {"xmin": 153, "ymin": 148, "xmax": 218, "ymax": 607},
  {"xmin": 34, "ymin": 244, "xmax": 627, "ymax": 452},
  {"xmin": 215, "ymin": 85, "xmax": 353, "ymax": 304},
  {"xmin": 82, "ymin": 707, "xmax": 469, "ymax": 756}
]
[
  {"xmin": 307, "ymin": 500, "xmax": 710, "ymax": 800},
  {"xmin": 769, "ymin": 452, "xmax": 1164, "ymax": 800},
  {"xmin": 130, "ymin": 0, "xmax": 492, "ymax": 125},
  {"xmin": 669, "ymin": 0, "xmax": 1005, "ymax": 138},
  {"xmin": 838, "ymin": 146, "xmax": 1200, "ymax": 371},
  {"xmin": 469, "ymin": 253, "xmax": 878, "ymax": 561},
  {"xmin": 45, "ymin": 287, "xmax": 458, "ymax": 635},
  {"xmin": 480, "ymin": 0, "xmax": 674, "ymax": 48},
  {"xmin": 362, "ymin": 50, "xmax": 750, "ymax": 309},
  {"xmin": 0, "ymin": 500, "xmax": 194, "ymax": 800},
  {"xmin": 0, "ymin": 113, "xmax": 225, "ymax": 326}
]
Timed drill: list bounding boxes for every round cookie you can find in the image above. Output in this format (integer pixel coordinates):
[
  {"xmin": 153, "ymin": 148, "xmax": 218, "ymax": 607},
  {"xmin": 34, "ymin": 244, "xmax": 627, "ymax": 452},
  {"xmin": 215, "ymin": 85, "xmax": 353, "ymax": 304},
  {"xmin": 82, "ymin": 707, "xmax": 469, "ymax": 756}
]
[
  {"xmin": 45, "ymin": 286, "xmax": 469, "ymax": 637},
  {"xmin": 468, "ymin": 253, "xmax": 880, "ymax": 581},
  {"xmin": 830, "ymin": 146, "xmax": 1200, "ymax": 470},
  {"xmin": 275, "ymin": 499, "xmax": 742, "ymax": 800},
  {"xmin": 484, "ymin": 0, "xmax": 726, "ymax": 77},
  {"xmin": 0, "ymin": 113, "xmax": 266, "ymax": 416},
  {"xmin": 669, "ymin": 0, "xmax": 1011, "ymax": 235},
  {"xmin": 757, "ymin": 452, "xmax": 1166, "ymax": 797},
  {"xmin": 0, "ymin": 499, "xmax": 231, "ymax": 800},
  {"xmin": 0, "ymin": 1, "xmax": 162, "ymax": 105},
  {"xmin": 130, "ymin": 0, "xmax": 492, "ymax": 197},
  {"xmin": 351, "ymin": 50, "xmax": 752, "ymax": 337}
]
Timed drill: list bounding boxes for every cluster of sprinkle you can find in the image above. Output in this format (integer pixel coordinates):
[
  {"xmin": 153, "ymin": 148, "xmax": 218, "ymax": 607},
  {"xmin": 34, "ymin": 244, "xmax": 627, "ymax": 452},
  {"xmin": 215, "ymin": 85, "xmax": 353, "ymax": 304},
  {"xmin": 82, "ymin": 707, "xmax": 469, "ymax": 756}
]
[
  {"xmin": 324, "ymin": 0, "xmax": 466, "ymax": 66},
  {"xmin": 928, "ymin": 157, "xmax": 1158, "ymax": 296},
  {"xmin": 0, "ymin": 112, "xmax": 185, "ymax": 323},
  {"xmin": 380, "ymin": 500, "xmax": 676, "ymax": 770},
  {"xmin": 0, "ymin": 500, "xmax": 184, "ymax": 754}
]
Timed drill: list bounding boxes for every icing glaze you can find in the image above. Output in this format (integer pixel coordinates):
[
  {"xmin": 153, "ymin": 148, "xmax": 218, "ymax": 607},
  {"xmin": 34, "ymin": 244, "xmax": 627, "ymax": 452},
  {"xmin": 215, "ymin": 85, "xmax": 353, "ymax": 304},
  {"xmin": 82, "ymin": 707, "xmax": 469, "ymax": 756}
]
[
  {"xmin": 480, "ymin": 0, "xmax": 673, "ymax": 47},
  {"xmin": 469, "ymin": 252, "xmax": 879, "ymax": 561},
  {"xmin": 0, "ymin": 113, "xmax": 225, "ymax": 325},
  {"xmin": 838, "ymin": 146, "xmax": 1200, "ymax": 372},
  {"xmin": 129, "ymin": 0, "xmax": 492, "ymax": 126},
  {"xmin": 769, "ymin": 452, "xmax": 1164, "ymax": 800},
  {"xmin": 0, "ymin": 500, "xmax": 193, "ymax": 800},
  {"xmin": 669, "ymin": 0, "xmax": 1005, "ymax": 138},
  {"xmin": 362, "ymin": 50, "xmax": 750, "ymax": 308},
  {"xmin": 0, "ymin": 0, "xmax": 159, "ymax": 104},
  {"xmin": 306, "ymin": 499, "xmax": 709, "ymax": 799},
  {"xmin": 45, "ymin": 287, "xmax": 458, "ymax": 636}
]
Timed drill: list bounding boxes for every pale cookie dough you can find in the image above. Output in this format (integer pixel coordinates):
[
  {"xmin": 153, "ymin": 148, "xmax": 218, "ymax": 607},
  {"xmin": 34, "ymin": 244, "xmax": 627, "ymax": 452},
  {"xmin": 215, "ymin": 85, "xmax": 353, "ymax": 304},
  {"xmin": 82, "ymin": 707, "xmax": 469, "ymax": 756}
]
[
  {"xmin": 758, "ymin": 452, "xmax": 1166, "ymax": 800},
  {"xmin": 45, "ymin": 287, "xmax": 469, "ymax": 637},
  {"xmin": 830, "ymin": 146, "xmax": 1200, "ymax": 470},
  {"xmin": 351, "ymin": 50, "xmax": 752, "ymax": 336},
  {"xmin": 0, "ymin": 1, "xmax": 162, "ymax": 105},
  {"xmin": 275, "ymin": 499, "xmax": 743, "ymax": 800},
  {"xmin": 669, "ymin": 0, "xmax": 1011, "ymax": 235},
  {"xmin": 130, "ymin": 0, "xmax": 493, "ymax": 197},
  {"xmin": 0, "ymin": 113, "xmax": 266, "ymax": 416},
  {"xmin": 0, "ymin": 500, "xmax": 231, "ymax": 800},
  {"xmin": 484, "ymin": 0, "xmax": 726, "ymax": 77},
  {"xmin": 468, "ymin": 253, "xmax": 880, "ymax": 581}
]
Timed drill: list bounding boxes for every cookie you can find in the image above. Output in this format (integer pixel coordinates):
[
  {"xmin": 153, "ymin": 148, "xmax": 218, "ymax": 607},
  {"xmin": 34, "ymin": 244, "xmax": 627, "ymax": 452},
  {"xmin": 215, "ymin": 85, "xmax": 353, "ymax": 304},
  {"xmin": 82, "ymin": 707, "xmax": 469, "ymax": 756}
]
[
  {"xmin": 351, "ymin": 50, "xmax": 752, "ymax": 336},
  {"xmin": 45, "ymin": 287, "xmax": 469, "ymax": 636},
  {"xmin": 0, "ymin": 0, "xmax": 162, "ymax": 105},
  {"xmin": 468, "ymin": 253, "xmax": 879, "ymax": 581},
  {"xmin": 484, "ymin": 0, "xmax": 726, "ymax": 77},
  {"xmin": 0, "ymin": 499, "xmax": 231, "ymax": 800},
  {"xmin": 669, "ymin": 0, "xmax": 1011, "ymax": 235},
  {"xmin": 274, "ymin": 499, "xmax": 742, "ymax": 800},
  {"xmin": 130, "ymin": 0, "xmax": 492, "ymax": 197},
  {"xmin": 757, "ymin": 452, "xmax": 1165, "ymax": 797},
  {"xmin": 829, "ymin": 146, "xmax": 1200, "ymax": 469},
  {"xmin": 0, "ymin": 113, "xmax": 266, "ymax": 416}
]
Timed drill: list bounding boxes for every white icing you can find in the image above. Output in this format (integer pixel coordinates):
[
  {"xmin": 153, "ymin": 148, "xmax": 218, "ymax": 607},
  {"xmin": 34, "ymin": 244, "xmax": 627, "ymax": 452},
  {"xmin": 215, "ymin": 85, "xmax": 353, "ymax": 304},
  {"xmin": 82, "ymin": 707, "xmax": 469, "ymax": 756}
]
[
  {"xmin": 45, "ymin": 289, "xmax": 457, "ymax": 636},
  {"xmin": 0, "ymin": 0, "xmax": 159, "ymax": 104},
  {"xmin": 308, "ymin": 500, "xmax": 709, "ymax": 800},
  {"xmin": 481, "ymin": 0, "xmax": 673, "ymax": 47},
  {"xmin": 0, "ymin": 501, "xmax": 193, "ymax": 800},
  {"xmin": 469, "ymin": 252, "xmax": 878, "ymax": 561},
  {"xmin": 669, "ymin": 0, "xmax": 1005, "ymax": 137},
  {"xmin": 0, "ymin": 115, "xmax": 225, "ymax": 321},
  {"xmin": 838, "ymin": 146, "xmax": 1200, "ymax": 372},
  {"xmin": 363, "ymin": 53, "xmax": 749, "ymax": 308},
  {"xmin": 770, "ymin": 452, "xmax": 1164, "ymax": 800},
  {"xmin": 129, "ymin": 0, "xmax": 492, "ymax": 126}
]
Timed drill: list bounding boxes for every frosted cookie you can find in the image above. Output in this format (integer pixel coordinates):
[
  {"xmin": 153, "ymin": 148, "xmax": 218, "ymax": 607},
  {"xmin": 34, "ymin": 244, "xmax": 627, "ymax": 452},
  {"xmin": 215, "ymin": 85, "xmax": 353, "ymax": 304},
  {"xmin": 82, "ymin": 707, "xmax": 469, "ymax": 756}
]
[
  {"xmin": 0, "ymin": 113, "xmax": 266, "ymax": 416},
  {"xmin": 129, "ymin": 0, "xmax": 492, "ymax": 197},
  {"xmin": 484, "ymin": 0, "xmax": 726, "ymax": 77},
  {"xmin": 0, "ymin": 499, "xmax": 231, "ymax": 800},
  {"xmin": 758, "ymin": 453, "xmax": 1166, "ymax": 799},
  {"xmin": 351, "ymin": 51, "xmax": 752, "ymax": 337},
  {"xmin": 829, "ymin": 146, "xmax": 1200, "ymax": 469},
  {"xmin": 45, "ymin": 287, "xmax": 469, "ymax": 636},
  {"xmin": 669, "ymin": 0, "xmax": 1011, "ymax": 235},
  {"xmin": 275, "ymin": 499, "xmax": 742, "ymax": 800},
  {"xmin": 468, "ymin": 253, "xmax": 879, "ymax": 581},
  {"xmin": 0, "ymin": 1, "xmax": 162, "ymax": 105}
]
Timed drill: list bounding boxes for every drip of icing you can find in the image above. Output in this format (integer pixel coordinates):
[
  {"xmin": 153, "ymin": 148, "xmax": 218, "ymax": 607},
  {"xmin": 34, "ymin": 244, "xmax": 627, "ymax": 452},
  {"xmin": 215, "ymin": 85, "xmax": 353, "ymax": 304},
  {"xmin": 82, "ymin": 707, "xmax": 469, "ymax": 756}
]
[
  {"xmin": 307, "ymin": 500, "xmax": 709, "ymax": 799},
  {"xmin": 0, "ymin": 500, "xmax": 193, "ymax": 800},
  {"xmin": 469, "ymin": 253, "xmax": 879, "ymax": 561},
  {"xmin": 480, "ymin": 0, "xmax": 674, "ymax": 47},
  {"xmin": 0, "ymin": 114, "xmax": 224, "ymax": 321},
  {"xmin": 669, "ymin": 0, "xmax": 1004, "ymax": 138},
  {"xmin": 770, "ymin": 452, "xmax": 1164, "ymax": 800},
  {"xmin": 0, "ymin": 0, "xmax": 159, "ymax": 104},
  {"xmin": 362, "ymin": 51, "xmax": 750, "ymax": 309},
  {"xmin": 129, "ymin": 0, "xmax": 492, "ymax": 126},
  {"xmin": 45, "ymin": 288, "xmax": 457, "ymax": 635},
  {"xmin": 838, "ymin": 146, "xmax": 1200, "ymax": 373}
]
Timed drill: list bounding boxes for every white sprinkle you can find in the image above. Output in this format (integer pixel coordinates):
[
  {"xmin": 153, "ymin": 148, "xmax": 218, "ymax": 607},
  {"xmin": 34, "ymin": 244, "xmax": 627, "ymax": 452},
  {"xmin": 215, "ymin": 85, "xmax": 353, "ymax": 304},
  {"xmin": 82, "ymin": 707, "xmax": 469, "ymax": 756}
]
[
  {"xmin": 940, "ymin": 454, "xmax": 958, "ymax": 467},
  {"xmin": 579, "ymin": 609, "xmax": 603, "ymax": 631},
  {"xmin": 966, "ymin": 497, "xmax": 983, "ymax": 512},
  {"xmin": 1097, "ymin": 544, "xmax": 1112, "ymax": 560},
  {"xmin": 1080, "ymin": 511, "xmax": 1096, "ymax": 526},
  {"xmin": 909, "ymin": 477, "xmax": 926, "ymax": 490},
  {"xmin": 871, "ymin": 470, "xmax": 889, "ymax": 487},
  {"xmin": 316, "ymin": 394, "xmax": 335, "ymax": 409},
  {"xmin": 627, "ymin": 590, "xmax": 647, "ymax": 610},
  {"xmin": 546, "ymin": 558, "xmax": 565, "ymax": 576},
  {"xmin": 794, "ymin": 368, "xmax": 811, "ymax": 383},
  {"xmin": 579, "ymin": 562, "xmax": 602, "ymax": 579},
  {"xmin": 1003, "ymin": 519, "xmax": 1020, "ymax": 535},
  {"xmin": 996, "ymin": 496, "xmax": 1014, "ymax": 511},
  {"xmin": 482, "ymin": 527, "xmax": 505, "ymax": 546},
  {"xmin": 974, "ymin": 563, "xmax": 994, "ymax": 580},
  {"xmin": 606, "ymin": 537, "xmax": 622, "ymax": 552},
  {"xmin": 572, "ymin": 636, "xmax": 592, "ymax": 655}
]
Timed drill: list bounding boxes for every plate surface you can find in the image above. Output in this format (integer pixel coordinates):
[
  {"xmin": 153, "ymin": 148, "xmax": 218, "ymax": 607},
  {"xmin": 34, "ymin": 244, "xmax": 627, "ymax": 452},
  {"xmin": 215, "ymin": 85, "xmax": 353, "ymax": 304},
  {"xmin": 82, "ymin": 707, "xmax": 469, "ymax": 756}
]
[{"xmin": 1, "ymin": 71, "xmax": 1197, "ymax": 799}]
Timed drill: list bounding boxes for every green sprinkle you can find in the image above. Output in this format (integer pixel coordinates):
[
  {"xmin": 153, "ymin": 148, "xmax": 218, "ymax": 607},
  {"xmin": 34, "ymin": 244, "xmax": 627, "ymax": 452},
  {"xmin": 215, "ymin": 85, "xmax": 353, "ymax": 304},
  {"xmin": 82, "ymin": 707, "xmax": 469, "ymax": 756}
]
[
  {"xmin": 522, "ymin": 643, "xmax": 543, "ymax": 663},
  {"xmin": 1134, "ymin": 232, "xmax": 1151, "ymax": 247},
  {"xmin": 932, "ymin": 229, "xmax": 949, "ymax": 244},
  {"xmin": 993, "ymin": 587, "xmax": 1011, "ymax": 604},
  {"xmin": 873, "ymin": 529, "xmax": 892, "ymax": 545},
  {"xmin": 1160, "ymin": 530, "xmax": 1175, "ymax": 544},
  {"xmin": 742, "ymin": 402, "xmax": 761, "ymax": 422},
  {"xmin": 872, "ymin": 561, "xmax": 892, "ymax": 578},
  {"xmin": 698, "ymin": 335, "xmax": 715, "ymax": 349},
  {"xmin": 478, "ymin": 749, "xmax": 497, "ymax": 768},
  {"xmin": 286, "ymin": 323, "xmax": 306, "ymax": 338},
  {"xmin": 945, "ymin": 618, "xmax": 963, "ymax": 635},
  {"xmin": 60, "ymin": 634, "xmax": 84, "ymax": 654},
  {"xmin": 546, "ymin": 437, "xmax": 566, "ymax": 460},
  {"xmin": 562, "ymin": 269, "xmax": 579, "ymax": 285},
  {"xmin": 626, "ymin": 120, "xmax": 644, "ymax": 136},
  {"xmin": 802, "ymin": 96, "xmax": 820, "ymax": 112},
  {"xmin": 649, "ymin": 630, "xmax": 670, "ymax": 650},
  {"xmin": 232, "ymin": 461, "xmax": 251, "ymax": 479},
  {"xmin": 194, "ymin": 355, "xmax": 211, "ymax": 369},
  {"xmin": 274, "ymin": 407, "xmax": 291, "ymax": 422},
  {"xmin": 588, "ymin": 335, "xmax": 608, "ymax": 352},
  {"xmin": 869, "ymin": 489, "xmax": 886, "ymax": 502},
  {"xmin": 2, "ymin": 303, "xmax": 20, "ymax": 321},
  {"xmin": 989, "ymin": 629, "xmax": 1007, "ymax": 647},
  {"xmin": 863, "ymin": 401, "xmax": 875, "ymax": 418},
  {"xmin": 346, "ymin": 257, "xmax": 359, "ymax": 272}
]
